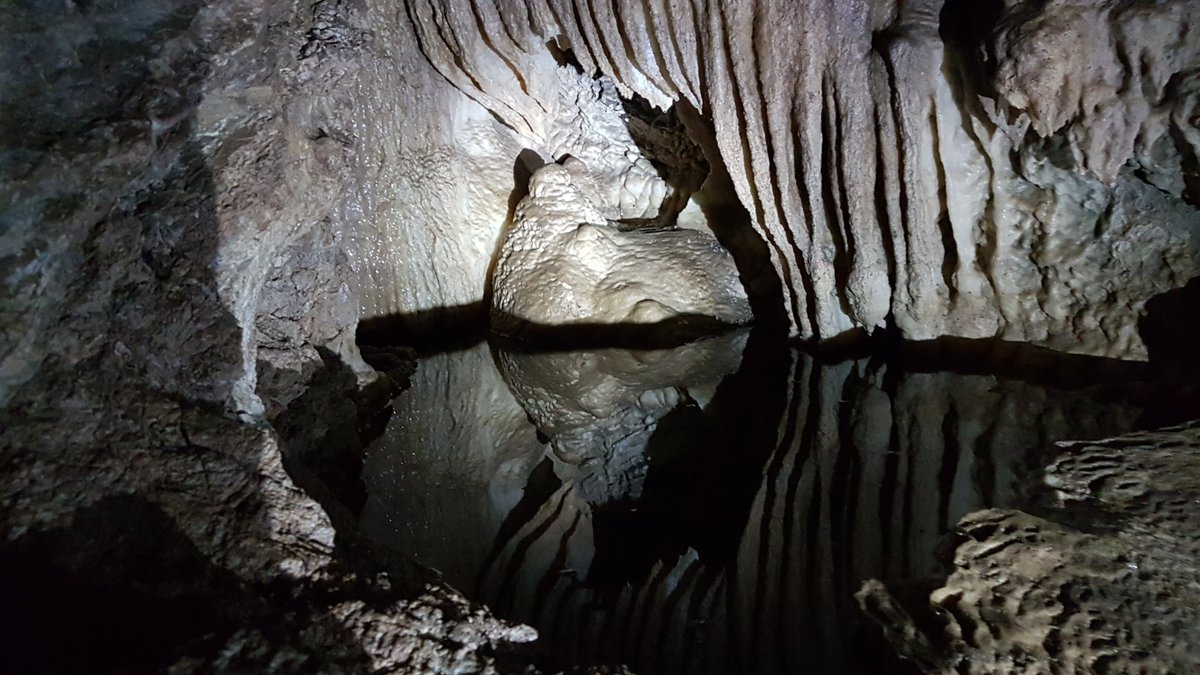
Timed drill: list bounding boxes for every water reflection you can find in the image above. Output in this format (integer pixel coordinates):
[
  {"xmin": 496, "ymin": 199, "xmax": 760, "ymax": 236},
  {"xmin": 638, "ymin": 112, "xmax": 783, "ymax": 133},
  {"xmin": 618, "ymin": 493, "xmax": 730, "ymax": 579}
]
[
  {"xmin": 359, "ymin": 342, "xmax": 544, "ymax": 588},
  {"xmin": 359, "ymin": 330, "xmax": 1140, "ymax": 673},
  {"xmin": 495, "ymin": 330, "xmax": 748, "ymax": 502}
]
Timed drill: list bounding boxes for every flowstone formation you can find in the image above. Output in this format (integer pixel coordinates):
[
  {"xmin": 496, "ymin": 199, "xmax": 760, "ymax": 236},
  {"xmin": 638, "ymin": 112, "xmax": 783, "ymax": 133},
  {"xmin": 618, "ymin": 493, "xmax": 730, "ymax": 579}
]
[
  {"xmin": 397, "ymin": 0, "xmax": 1200, "ymax": 359},
  {"xmin": 491, "ymin": 160, "xmax": 752, "ymax": 335}
]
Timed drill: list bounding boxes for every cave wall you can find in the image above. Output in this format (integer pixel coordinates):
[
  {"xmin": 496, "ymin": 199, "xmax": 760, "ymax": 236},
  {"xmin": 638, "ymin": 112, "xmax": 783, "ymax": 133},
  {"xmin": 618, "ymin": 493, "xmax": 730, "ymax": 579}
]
[
  {"xmin": 344, "ymin": 0, "xmax": 701, "ymax": 326},
  {"xmin": 0, "ymin": 0, "xmax": 375, "ymax": 415},
  {"xmin": 340, "ymin": 0, "xmax": 527, "ymax": 320},
  {"xmin": 0, "ymin": 0, "xmax": 352, "ymax": 599},
  {"xmin": 374, "ymin": 0, "xmax": 1200, "ymax": 358},
  {"xmin": 0, "ymin": 1, "xmax": 539, "ymax": 670}
]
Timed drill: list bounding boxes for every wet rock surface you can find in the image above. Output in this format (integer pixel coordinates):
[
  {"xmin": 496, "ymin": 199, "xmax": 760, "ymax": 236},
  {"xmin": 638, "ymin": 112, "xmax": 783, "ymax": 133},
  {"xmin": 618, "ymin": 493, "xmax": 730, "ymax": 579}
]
[
  {"xmin": 860, "ymin": 423, "xmax": 1200, "ymax": 673},
  {"xmin": 401, "ymin": 0, "xmax": 1200, "ymax": 357},
  {"xmin": 490, "ymin": 160, "xmax": 752, "ymax": 335}
]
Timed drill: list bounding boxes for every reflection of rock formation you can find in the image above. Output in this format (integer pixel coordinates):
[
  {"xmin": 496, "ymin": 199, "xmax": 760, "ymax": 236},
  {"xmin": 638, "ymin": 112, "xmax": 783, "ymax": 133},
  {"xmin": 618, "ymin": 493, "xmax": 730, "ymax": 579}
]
[
  {"xmin": 358, "ymin": 342, "xmax": 545, "ymax": 591},
  {"xmin": 471, "ymin": 335, "xmax": 1143, "ymax": 674},
  {"xmin": 357, "ymin": 330, "xmax": 748, "ymax": 593},
  {"xmin": 495, "ymin": 330, "xmax": 749, "ymax": 501},
  {"xmin": 354, "ymin": 327, "xmax": 1148, "ymax": 673},
  {"xmin": 491, "ymin": 160, "xmax": 753, "ymax": 335}
]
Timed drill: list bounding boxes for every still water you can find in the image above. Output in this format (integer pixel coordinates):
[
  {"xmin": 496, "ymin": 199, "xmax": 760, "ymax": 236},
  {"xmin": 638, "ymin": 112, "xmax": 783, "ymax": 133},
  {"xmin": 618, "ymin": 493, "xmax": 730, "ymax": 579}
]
[{"xmin": 357, "ymin": 329, "xmax": 1142, "ymax": 673}]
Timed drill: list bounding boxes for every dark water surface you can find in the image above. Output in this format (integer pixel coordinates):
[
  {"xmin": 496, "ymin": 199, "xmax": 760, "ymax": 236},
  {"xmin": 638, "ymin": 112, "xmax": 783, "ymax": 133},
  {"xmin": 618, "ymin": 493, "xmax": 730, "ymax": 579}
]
[{"xmin": 357, "ymin": 329, "xmax": 1150, "ymax": 674}]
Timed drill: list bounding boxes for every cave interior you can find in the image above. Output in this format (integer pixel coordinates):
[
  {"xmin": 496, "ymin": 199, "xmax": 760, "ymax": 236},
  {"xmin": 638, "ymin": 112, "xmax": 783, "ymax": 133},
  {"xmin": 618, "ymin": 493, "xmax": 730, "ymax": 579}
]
[{"xmin": 2, "ymin": 0, "xmax": 1200, "ymax": 673}]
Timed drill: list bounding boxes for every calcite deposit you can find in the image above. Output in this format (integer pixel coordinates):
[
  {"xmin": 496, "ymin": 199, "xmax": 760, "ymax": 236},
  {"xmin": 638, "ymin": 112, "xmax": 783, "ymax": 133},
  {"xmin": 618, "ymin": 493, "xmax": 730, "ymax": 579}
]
[
  {"xmin": 385, "ymin": 0, "xmax": 1200, "ymax": 359},
  {"xmin": 491, "ymin": 160, "xmax": 752, "ymax": 335}
]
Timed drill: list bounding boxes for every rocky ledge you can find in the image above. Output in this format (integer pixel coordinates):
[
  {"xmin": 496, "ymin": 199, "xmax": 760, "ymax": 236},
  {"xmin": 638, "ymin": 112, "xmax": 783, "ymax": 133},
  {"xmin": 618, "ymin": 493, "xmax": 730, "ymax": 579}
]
[{"xmin": 860, "ymin": 422, "xmax": 1200, "ymax": 674}]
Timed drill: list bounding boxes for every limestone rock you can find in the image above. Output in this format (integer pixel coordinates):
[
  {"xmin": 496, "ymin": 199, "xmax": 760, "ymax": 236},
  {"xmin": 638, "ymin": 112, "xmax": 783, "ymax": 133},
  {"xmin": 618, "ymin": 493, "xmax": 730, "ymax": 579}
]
[
  {"xmin": 0, "ymin": 1, "xmax": 539, "ymax": 671},
  {"xmin": 397, "ymin": 0, "xmax": 1200, "ymax": 358},
  {"xmin": 491, "ymin": 161, "xmax": 753, "ymax": 335},
  {"xmin": 3, "ymin": 0, "xmax": 1199, "ymax": 671},
  {"xmin": 859, "ymin": 423, "xmax": 1200, "ymax": 673}
]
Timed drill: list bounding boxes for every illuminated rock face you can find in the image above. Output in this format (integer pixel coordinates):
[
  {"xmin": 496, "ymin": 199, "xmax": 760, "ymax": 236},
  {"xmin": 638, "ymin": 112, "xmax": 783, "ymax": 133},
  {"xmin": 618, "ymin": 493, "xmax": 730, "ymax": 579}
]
[
  {"xmin": 491, "ymin": 160, "xmax": 752, "ymax": 334},
  {"xmin": 372, "ymin": 0, "xmax": 1200, "ymax": 359}
]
